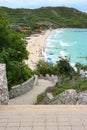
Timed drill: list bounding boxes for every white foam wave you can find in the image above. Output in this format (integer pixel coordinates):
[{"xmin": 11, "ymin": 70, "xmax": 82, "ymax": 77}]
[
  {"xmin": 52, "ymin": 30, "xmax": 64, "ymax": 38},
  {"xmin": 57, "ymin": 30, "xmax": 64, "ymax": 34},
  {"xmin": 47, "ymin": 39, "xmax": 58, "ymax": 43},
  {"xmin": 70, "ymin": 63, "xmax": 77, "ymax": 71},
  {"xmin": 59, "ymin": 41, "xmax": 75, "ymax": 47},
  {"xmin": 46, "ymin": 43, "xmax": 56, "ymax": 48},
  {"xmin": 60, "ymin": 51, "xmax": 67, "ymax": 58}
]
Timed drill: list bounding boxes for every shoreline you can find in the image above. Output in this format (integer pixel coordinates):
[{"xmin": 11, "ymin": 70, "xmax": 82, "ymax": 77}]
[{"xmin": 25, "ymin": 30, "xmax": 51, "ymax": 70}]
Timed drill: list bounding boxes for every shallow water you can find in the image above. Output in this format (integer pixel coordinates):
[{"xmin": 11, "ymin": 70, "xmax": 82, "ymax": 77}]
[{"xmin": 44, "ymin": 28, "xmax": 87, "ymax": 65}]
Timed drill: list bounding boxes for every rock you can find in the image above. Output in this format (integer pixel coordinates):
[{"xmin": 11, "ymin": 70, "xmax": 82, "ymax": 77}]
[
  {"xmin": 0, "ymin": 64, "xmax": 9, "ymax": 105},
  {"xmin": 38, "ymin": 93, "xmax": 50, "ymax": 104},
  {"xmin": 77, "ymin": 91, "xmax": 87, "ymax": 105},
  {"xmin": 47, "ymin": 93, "xmax": 53, "ymax": 100},
  {"xmin": 37, "ymin": 89, "xmax": 78, "ymax": 105},
  {"xmin": 51, "ymin": 75, "xmax": 59, "ymax": 87},
  {"xmin": 49, "ymin": 89, "xmax": 87, "ymax": 105},
  {"xmin": 49, "ymin": 89, "xmax": 78, "ymax": 105},
  {"xmin": 37, "ymin": 87, "xmax": 87, "ymax": 105},
  {"xmin": 39, "ymin": 74, "xmax": 45, "ymax": 79},
  {"xmin": 45, "ymin": 74, "xmax": 52, "ymax": 81},
  {"xmin": 46, "ymin": 87, "xmax": 56, "ymax": 93},
  {"xmin": 51, "ymin": 75, "xmax": 55, "ymax": 83}
]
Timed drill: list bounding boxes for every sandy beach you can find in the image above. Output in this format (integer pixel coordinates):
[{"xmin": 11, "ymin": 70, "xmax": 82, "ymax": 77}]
[{"xmin": 25, "ymin": 30, "xmax": 51, "ymax": 70}]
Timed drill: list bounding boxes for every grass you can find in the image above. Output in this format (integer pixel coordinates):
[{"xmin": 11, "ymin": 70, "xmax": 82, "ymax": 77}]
[
  {"xmin": 52, "ymin": 77, "xmax": 87, "ymax": 97},
  {"xmin": 36, "ymin": 76, "xmax": 87, "ymax": 103},
  {"xmin": 37, "ymin": 92, "xmax": 45, "ymax": 103}
]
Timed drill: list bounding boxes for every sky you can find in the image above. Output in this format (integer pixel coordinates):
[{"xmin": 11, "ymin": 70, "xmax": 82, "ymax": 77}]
[{"xmin": 0, "ymin": 0, "xmax": 87, "ymax": 12}]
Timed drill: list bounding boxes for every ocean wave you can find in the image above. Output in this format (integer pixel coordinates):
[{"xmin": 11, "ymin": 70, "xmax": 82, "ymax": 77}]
[
  {"xmin": 45, "ymin": 43, "xmax": 56, "ymax": 48},
  {"xmin": 46, "ymin": 40, "xmax": 76, "ymax": 48},
  {"xmin": 47, "ymin": 39, "xmax": 59, "ymax": 43},
  {"xmin": 57, "ymin": 30, "xmax": 64, "ymax": 34},
  {"xmin": 60, "ymin": 51, "xmax": 67, "ymax": 58},
  {"xmin": 52, "ymin": 30, "xmax": 64, "ymax": 38},
  {"xmin": 59, "ymin": 41, "xmax": 76, "ymax": 46},
  {"xmin": 70, "ymin": 63, "xmax": 77, "ymax": 71}
]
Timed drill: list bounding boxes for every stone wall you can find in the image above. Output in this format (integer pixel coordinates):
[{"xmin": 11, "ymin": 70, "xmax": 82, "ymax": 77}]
[
  {"xmin": 39, "ymin": 74, "xmax": 59, "ymax": 87},
  {"xmin": 9, "ymin": 75, "xmax": 38, "ymax": 99},
  {"xmin": 0, "ymin": 64, "xmax": 9, "ymax": 105}
]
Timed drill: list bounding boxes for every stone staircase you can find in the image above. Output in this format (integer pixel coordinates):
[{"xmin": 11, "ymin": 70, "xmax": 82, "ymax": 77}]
[{"xmin": 9, "ymin": 79, "xmax": 53, "ymax": 105}]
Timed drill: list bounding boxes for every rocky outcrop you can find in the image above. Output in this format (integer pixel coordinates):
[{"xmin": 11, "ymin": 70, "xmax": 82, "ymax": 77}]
[
  {"xmin": 49, "ymin": 89, "xmax": 78, "ymax": 105},
  {"xmin": 77, "ymin": 91, "xmax": 87, "ymax": 104},
  {"xmin": 0, "ymin": 64, "xmax": 9, "ymax": 105},
  {"xmin": 38, "ymin": 89, "xmax": 87, "ymax": 105}
]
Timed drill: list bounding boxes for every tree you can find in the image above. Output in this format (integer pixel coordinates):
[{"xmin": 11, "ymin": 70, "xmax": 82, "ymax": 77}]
[
  {"xmin": 0, "ymin": 10, "xmax": 33, "ymax": 90},
  {"xmin": 55, "ymin": 58, "xmax": 75, "ymax": 77},
  {"xmin": 75, "ymin": 62, "xmax": 87, "ymax": 72},
  {"xmin": 36, "ymin": 60, "xmax": 54, "ymax": 76},
  {"xmin": 0, "ymin": 10, "xmax": 11, "ymax": 50}
]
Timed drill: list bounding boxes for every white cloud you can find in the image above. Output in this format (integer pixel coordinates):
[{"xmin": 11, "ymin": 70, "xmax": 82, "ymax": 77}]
[
  {"xmin": 0, "ymin": 0, "xmax": 86, "ymax": 5},
  {"xmin": 0, "ymin": 0, "xmax": 14, "ymax": 2},
  {"xmin": 0, "ymin": 0, "xmax": 87, "ymax": 12}
]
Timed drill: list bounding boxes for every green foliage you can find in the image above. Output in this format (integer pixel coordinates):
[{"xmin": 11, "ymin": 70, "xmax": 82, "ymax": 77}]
[
  {"xmin": 0, "ymin": 10, "xmax": 33, "ymax": 90},
  {"xmin": 1, "ymin": 6, "xmax": 87, "ymax": 31},
  {"xmin": 0, "ymin": 12, "xmax": 11, "ymax": 50},
  {"xmin": 37, "ymin": 92, "xmax": 45, "ymax": 103},
  {"xmin": 75, "ymin": 62, "xmax": 87, "ymax": 72},
  {"xmin": 7, "ymin": 62, "xmax": 33, "ymax": 90},
  {"xmin": 36, "ymin": 58, "xmax": 75, "ymax": 79},
  {"xmin": 55, "ymin": 58, "xmax": 75, "ymax": 77},
  {"xmin": 36, "ymin": 60, "xmax": 54, "ymax": 76},
  {"xmin": 53, "ymin": 76, "xmax": 87, "ymax": 97}
]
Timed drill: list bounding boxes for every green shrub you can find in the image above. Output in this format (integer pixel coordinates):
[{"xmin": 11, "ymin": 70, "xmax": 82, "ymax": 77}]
[
  {"xmin": 52, "ymin": 76, "xmax": 87, "ymax": 97},
  {"xmin": 36, "ymin": 58, "xmax": 76, "ymax": 78},
  {"xmin": 37, "ymin": 93, "xmax": 45, "ymax": 103},
  {"xmin": 55, "ymin": 58, "xmax": 75, "ymax": 77},
  {"xmin": 36, "ymin": 60, "xmax": 54, "ymax": 76},
  {"xmin": 0, "ymin": 11, "xmax": 33, "ymax": 90}
]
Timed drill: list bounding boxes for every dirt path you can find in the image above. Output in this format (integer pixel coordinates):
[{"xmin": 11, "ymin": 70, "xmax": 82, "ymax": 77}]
[{"xmin": 9, "ymin": 79, "xmax": 52, "ymax": 105}]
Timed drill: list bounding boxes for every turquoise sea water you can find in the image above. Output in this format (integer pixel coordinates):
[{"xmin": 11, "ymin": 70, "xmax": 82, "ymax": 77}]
[{"xmin": 44, "ymin": 28, "xmax": 87, "ymax": 65}]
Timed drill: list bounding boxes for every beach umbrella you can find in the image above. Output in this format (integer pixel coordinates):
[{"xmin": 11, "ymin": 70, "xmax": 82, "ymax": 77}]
[
  {"xmin": 47, "ymin": 57, "xmax": 54, "ymax": 66},
  {"xmin": 47, "ymin": 57, "xmax": 52, "ymax": 61}
]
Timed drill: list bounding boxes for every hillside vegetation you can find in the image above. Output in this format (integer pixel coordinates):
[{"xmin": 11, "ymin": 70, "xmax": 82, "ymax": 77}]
[
  {"xmin": 0, "ymin": 6, "xmax": 87, "ymax": 91},
  {"xmin": 1, "ymin": 6, "xmax": 87, "ymax": 34},
  {"xmin": 0, "ymin": 10, "xmax": 33, "ymax": 90},
  {"xmin": 36, "ymin": 59, "xmax": 87, "ymax": 103}
]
